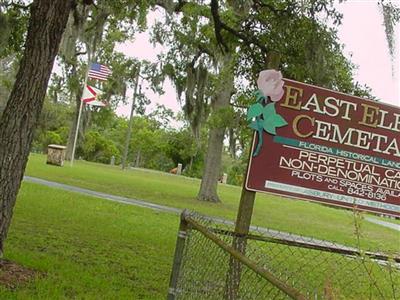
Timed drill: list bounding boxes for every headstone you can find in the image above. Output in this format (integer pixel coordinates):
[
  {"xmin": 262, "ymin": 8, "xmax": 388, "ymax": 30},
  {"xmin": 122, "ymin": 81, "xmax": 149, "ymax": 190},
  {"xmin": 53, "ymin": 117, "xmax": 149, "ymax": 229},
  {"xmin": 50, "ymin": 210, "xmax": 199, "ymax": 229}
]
[
  {"xmin": 177, "ymin": 163, "xmax": 183, "ymax": 175},
  {"xmin": 222, "ymin": 173, "xmax": 228, "ymax": 184},
  {"xmin": 47, "ymin": 144, "xmax": 66, "ymax": 166},
  {"xmin": 110, "ymin": 155, "xmax": 115, "ymax": 166}
]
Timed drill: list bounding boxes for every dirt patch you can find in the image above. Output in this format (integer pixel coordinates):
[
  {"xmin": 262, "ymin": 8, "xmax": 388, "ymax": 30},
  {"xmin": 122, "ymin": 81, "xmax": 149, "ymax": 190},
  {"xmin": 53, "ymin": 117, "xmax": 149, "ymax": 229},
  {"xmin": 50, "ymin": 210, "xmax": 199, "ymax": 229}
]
[{"xmin": 0, "ymin": 259, "xmax": 39, "ymax": 289}]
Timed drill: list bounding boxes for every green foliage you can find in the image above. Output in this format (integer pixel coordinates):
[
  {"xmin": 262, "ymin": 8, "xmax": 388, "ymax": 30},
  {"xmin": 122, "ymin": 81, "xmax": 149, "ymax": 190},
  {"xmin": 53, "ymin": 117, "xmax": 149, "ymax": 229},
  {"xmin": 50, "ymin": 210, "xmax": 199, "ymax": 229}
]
[
  {"xmin": 207, "ymin": 106, "xmax": 236, "ymax": 129},
  {"xmin": 0, "ymin": 55, "xmax": 17, "ymax": 115},
  {"xmin": 44, "ymin": 131, "xmax": 62, "ymax": 146},
  {"xmin": 31, "ymin": 99, "xmax": 72, "ymax": 152},
  {"xmin": 28, "ymin": 92, "xmax": 206, "ymax": 177},
  {"xmin": 151, "ymin": 4, "xmax": 220, "ymax": 139},
  {"xmin": 152, "ymin": 0, "xmax": 368, "ymax": 165},
  {"xmin": 165, "ymin": 129, "xmax": 194, "ymax": 166},
  {"xmin": 221, "ymin": 152, "xmax": 246, "ymax": 186},
  {"xmin": 81, "ymin": 130, "xmax": 120, "ymax": 164},
  {"xmin": 31, "ymin": 131, "xmax": 62, "ymax": 153},
  {"xmin": 0, "ymin": 3, "xmax": 29, "ymax": 58},
  {"xmin": 220, "ymin": 1, "xmax": 365, "ymax": 98},
  {"xmin": 164, "ymin": 127, "xmax": 205, "ymax": 177},
  {"xmin": 128, "ymin": 118, "xmax": 165, "ymax": 167},
  {"xmin": 148, "ymin": 104, "xmax": 175, "ymax": 128},
  {"xmin": 53, "ymin": 0, "xmax": 162, "ymax": 146},
  {"xmin": 69, "ymin": 105, "xmax": 204, "ymax": 174},
  {"xmin": 0, "ymin": 13, "xmax": 10, "ymax": 52}
]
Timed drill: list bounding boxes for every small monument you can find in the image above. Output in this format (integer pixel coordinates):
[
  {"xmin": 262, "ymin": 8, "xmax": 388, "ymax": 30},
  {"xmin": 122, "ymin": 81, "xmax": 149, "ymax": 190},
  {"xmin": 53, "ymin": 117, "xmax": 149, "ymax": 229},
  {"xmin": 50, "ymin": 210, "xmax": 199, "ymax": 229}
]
[
  {"xmin": 47, "ymin": 144, "xmax": 67, "ymax": 166},
  {"xmin": 222, "ymin": 173, "xmax": 228, "ymax": 184},
  {"xmin": 177, "ymin": 163, "xmax": 183, "ymax": 175}
]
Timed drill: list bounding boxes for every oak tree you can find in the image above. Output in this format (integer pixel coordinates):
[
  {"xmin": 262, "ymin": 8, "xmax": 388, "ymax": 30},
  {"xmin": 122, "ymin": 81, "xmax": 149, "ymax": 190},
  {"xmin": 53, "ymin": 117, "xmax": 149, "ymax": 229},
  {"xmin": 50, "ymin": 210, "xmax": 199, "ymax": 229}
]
[{"xmin": 0, "ymin": 0, "xmax": 75, "ymax": 254}]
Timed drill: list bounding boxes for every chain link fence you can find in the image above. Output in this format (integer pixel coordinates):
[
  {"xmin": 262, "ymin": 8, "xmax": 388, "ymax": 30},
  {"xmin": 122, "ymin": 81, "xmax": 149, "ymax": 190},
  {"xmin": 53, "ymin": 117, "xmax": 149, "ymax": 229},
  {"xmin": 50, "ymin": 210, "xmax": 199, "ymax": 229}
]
[{"xmin": 167, "ymin": 210, "xmax": 400, "ymax": 300}]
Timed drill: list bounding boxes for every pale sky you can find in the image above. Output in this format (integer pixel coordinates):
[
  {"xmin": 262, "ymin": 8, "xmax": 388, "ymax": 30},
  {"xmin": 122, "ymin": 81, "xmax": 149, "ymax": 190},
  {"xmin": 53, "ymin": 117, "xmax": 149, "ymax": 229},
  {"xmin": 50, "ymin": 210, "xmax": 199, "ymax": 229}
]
[
  {"xmin": 336, "ymin": 0, "xmax": 399, "ymax": 106},
  {"xmin": 116, "ymin": 1, "xmax": 400, "ymax": 118}
]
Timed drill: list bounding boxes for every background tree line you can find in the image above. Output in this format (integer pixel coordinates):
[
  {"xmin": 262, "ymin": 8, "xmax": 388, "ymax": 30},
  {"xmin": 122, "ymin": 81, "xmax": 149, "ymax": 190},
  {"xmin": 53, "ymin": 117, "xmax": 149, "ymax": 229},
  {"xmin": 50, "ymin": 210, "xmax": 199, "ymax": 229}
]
[{"xmin": 29, "ymin": 96, "xmax": 245, "ymax": 185}]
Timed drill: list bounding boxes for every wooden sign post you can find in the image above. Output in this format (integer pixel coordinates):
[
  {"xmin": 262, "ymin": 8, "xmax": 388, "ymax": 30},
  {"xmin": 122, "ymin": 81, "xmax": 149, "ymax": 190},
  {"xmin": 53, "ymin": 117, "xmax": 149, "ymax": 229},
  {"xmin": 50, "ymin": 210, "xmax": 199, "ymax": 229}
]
[
  {"xmin": 224, "ymin": 56, "xmax": 279, "ymax": 300},
  {"xmin": 234, "ymin": 53, "xmax": 281, "ymax": 239}
]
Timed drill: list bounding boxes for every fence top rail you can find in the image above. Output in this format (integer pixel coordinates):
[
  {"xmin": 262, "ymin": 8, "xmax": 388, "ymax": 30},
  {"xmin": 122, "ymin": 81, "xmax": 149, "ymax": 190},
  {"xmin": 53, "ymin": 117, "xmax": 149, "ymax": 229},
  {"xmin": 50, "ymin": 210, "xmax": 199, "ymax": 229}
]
[
  {"xmin": 209, "ymin": 227, "xmax": 400, "ymax": 264},
  {"xmin": 181, "ymin": 210, "xmax": 400, "ymax": 264}
]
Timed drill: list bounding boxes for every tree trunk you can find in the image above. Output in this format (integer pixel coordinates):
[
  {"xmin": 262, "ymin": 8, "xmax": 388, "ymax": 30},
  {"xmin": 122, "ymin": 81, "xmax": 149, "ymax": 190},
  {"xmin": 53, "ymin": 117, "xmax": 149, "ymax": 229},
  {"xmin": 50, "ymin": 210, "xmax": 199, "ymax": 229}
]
[
  {"xmin": 197, "ymin": 127, "xmax": 226, "ymax": 202},
  {"xmin": 135, "ymin": 149, "xmax": 141, "ymax": 167},
  {"xmin": 228, "ymin": 127, "xmax": 236, "ymax": 159},
  {"xmin": 188, "ymin": 155, "xmax": 194, "ymax": 171},
  {"xmin": 65, "ymin": 93, "xmax": 81, "ymax": 160},
  {"xmin": 0, "ymin": 0, "xmax": 74, "ymax": 255},
  {"xmin": 197, "ymin": 53, "xmax": 234, "ymax": 202}
]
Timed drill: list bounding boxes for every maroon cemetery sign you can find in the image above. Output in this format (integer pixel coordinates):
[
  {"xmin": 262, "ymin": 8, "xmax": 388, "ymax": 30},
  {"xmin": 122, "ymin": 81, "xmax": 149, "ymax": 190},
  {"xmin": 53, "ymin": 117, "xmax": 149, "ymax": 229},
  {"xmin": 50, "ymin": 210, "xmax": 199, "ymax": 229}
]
[{"xmin": 246, "ymin": 79, "xmax": 400, "ymax": 217}]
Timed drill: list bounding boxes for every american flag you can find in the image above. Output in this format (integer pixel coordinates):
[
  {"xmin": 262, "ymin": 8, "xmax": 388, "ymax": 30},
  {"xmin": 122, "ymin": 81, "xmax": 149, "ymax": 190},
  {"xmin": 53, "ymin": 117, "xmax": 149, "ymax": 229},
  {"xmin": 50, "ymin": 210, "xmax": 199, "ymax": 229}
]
[{"xmin": 88, "ymin": 63, "xmax": 112, "ymax": 81}]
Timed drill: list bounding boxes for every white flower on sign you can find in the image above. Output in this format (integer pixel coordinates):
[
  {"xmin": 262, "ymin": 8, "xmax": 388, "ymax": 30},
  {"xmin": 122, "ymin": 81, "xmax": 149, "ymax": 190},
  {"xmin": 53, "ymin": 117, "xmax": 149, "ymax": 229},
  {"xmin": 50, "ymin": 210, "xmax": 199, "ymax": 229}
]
[{"xmin": 257, "ymin": 69, "xmax": 284, "ymax": 102}]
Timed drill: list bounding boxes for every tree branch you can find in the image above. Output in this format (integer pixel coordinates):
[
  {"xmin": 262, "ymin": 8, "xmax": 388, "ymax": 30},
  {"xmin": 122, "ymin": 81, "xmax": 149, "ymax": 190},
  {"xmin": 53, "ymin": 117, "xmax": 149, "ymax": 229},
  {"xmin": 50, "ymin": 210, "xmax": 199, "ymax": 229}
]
[
  {"xmin": 174, "ymin": 0, "xmax": 187, "ymax": 12},
  {"xmin": 197, "ymin": 43, "xmax": 215, "ymax": 60},
  {"xmin": 210, "ymin": 0, "xmax": 229, "ymax": 53},
  {"xmin": 156, "ymin": 0, "xmax": 270, "ymax": 59},
  {"xmin": 252, "ymin": 0, "xmax": 292, "ymax": 17},
  {"xmin": 75, "ymin": 51, "xmax": 87, "ymax": 56},
  {"xmin": 155, "ymin": 0, "xmax": 188, "ymax": 13},
  {"xmin": 220, "ymin": 22, "xmax": 269, "ymax": 55},
  {"xmin": 190, "ymin": 51, "xmax": 202, "ymax": 67},
  {"xmin": 209, "ymin": 0, "xmax": 270, "ymax": 58}
]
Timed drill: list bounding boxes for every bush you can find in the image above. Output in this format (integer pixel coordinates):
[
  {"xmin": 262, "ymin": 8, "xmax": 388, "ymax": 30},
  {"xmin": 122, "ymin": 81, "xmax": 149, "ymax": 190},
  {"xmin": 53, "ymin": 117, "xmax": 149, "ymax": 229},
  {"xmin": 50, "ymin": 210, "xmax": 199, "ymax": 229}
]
[
  {"xmin": 31, "ymin": 130, "xmax": 62, "ymax": 153},
  {"xmin": 81, "ymin": 131, "xmax": 121, "ymax": 164}
]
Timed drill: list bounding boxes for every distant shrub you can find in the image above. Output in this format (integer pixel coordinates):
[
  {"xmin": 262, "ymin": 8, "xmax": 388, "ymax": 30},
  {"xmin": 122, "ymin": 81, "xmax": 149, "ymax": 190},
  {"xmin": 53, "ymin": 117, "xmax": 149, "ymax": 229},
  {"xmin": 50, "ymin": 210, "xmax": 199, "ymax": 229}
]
[{"xmin": 81, "ymin": 130, "xmax": 121, "ymax": 164}]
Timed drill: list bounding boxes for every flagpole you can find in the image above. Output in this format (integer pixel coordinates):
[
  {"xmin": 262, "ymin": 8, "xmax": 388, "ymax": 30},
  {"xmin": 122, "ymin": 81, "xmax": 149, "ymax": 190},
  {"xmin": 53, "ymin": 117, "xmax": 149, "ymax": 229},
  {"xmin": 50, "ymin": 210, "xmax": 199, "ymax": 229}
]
[{"xmin": 70, "ymin": 62, "xmax": 90, "ymax": 166}]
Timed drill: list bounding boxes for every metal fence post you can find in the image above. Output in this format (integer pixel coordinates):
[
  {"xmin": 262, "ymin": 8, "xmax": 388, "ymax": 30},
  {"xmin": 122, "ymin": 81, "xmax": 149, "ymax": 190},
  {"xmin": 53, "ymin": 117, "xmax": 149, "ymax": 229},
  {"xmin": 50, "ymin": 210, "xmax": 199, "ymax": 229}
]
[{"xmin": 167, "ymin": 210, "xmax": 189, "ymax": 300}]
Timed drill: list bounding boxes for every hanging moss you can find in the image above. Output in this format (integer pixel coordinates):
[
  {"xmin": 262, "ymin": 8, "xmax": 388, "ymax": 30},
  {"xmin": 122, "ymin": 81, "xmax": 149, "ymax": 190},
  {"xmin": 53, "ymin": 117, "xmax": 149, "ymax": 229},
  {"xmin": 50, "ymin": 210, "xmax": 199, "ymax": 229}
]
[
  {"xmin": 195, "ymin": 64, "xmax": 208, "ymax": 107},
  {"xmin": 59, "ymin": 4, "xmax": 88, "ymax": 63},
  {"xmin": 380, "ymin": 1, "xmax": 400, "ymax": 74},
  {"xmin": 184, "ymin": 63, "xmax": 196, "ymax": 116},
  {"xmin": 226, "ymin": 0, "xmax": 252, "ymax": 16},
  {"xmin": 0, "ymin": 13, "xmax": 10, "ymax": 52},
  {"xmin": 183, "ymin": 61, "xmax": 209, "ymax": 140},
  {"xmin": 84, "ymin": 9, "xmax": 109, "ymax": 59}
]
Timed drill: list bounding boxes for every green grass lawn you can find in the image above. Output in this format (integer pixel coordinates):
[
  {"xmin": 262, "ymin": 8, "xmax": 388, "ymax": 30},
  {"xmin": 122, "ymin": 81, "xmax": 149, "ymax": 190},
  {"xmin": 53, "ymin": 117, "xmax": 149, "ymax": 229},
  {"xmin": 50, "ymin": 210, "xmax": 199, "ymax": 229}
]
[
  {"xmin": 0, "ymin": 154, "xmax": 397, "ymax": 298},
  {"xmin": 2, "ymin": 182, "xmax": 178, "ymax": 299},
  {"xmin": 26, "ymin": 154, "xmax": 399, "ymax": 253}
]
